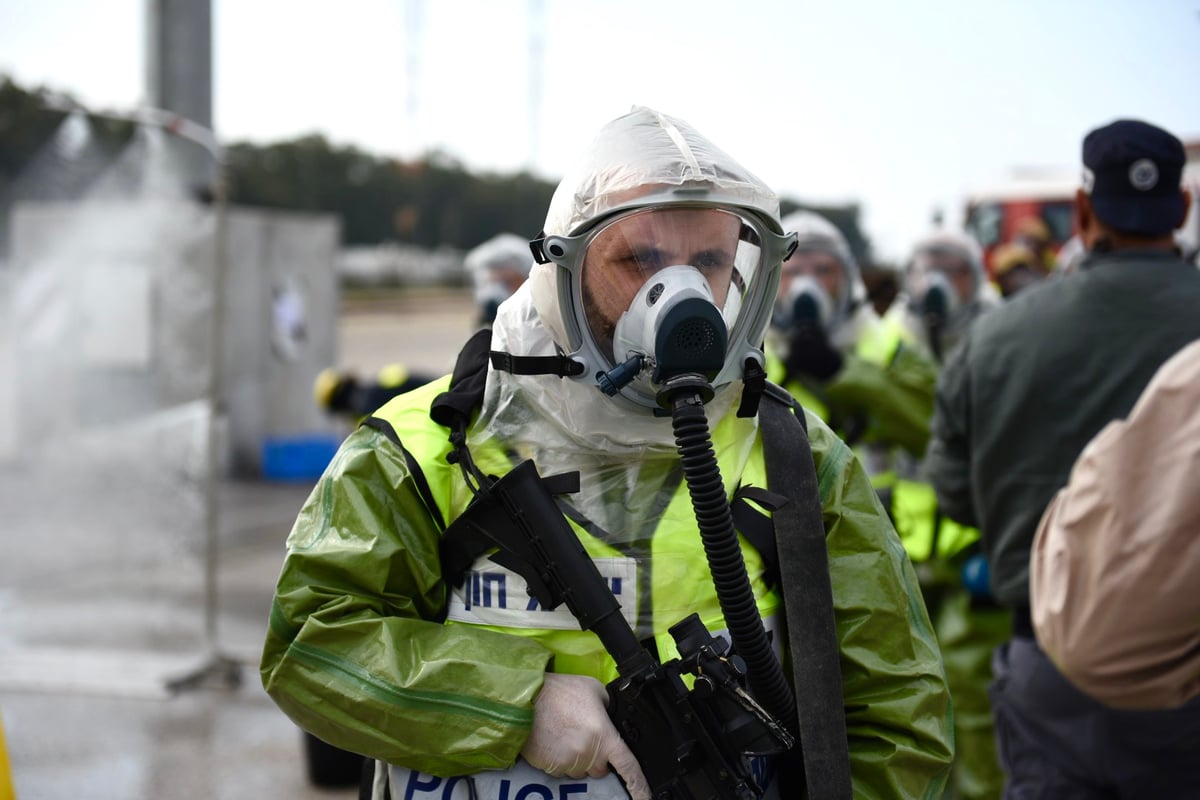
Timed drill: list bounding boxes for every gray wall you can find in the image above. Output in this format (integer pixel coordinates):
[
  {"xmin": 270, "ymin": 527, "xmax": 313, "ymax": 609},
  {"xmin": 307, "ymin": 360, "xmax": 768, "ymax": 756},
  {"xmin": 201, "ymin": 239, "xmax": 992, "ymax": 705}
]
[{"xmin": 1, "ymin": 200, "xmax": 340, "ymax": 474}]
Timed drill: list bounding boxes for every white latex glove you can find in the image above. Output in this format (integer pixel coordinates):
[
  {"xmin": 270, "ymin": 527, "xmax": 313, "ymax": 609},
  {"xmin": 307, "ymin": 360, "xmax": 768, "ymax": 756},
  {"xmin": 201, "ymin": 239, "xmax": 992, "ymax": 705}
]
[{"xmin": 521, "ymin": 672, "xmax": 652, "ymax": 800}]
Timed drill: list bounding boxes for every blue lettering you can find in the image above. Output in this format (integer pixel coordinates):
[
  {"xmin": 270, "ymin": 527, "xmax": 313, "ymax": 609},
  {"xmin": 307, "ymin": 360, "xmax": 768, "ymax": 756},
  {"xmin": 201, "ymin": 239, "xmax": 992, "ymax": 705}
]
[
  {"xmin": 443, "ymin": 776, "xmax": 469, "ymax": 799},
  {"xmin": 469, "ymin": 571, "xmax": 481, "ymax": 610},
  {"xmin": 609, "ymin": 577, "xmax": 621, "ymax": 597},
  {"xmin": 482, "ymin": 573, "xmax": 507, "ymax": 608},
  {"xmin": 514, "ymin": 785, "xmax": 553, "ymax": 800},
  {"xmin": 498, "ymin": 778, "xmax": 511, "ymax": 800},
  {"xmin": 526, "ymin": 592, "xmax": 540, "ymax": 612},
  {"xmin": 559, "ymin": 784, "xmax": 588, "ymax": 799},
  {"xmin": 403, "ymin": 770, "xmax": 442, "ymax": 799}
]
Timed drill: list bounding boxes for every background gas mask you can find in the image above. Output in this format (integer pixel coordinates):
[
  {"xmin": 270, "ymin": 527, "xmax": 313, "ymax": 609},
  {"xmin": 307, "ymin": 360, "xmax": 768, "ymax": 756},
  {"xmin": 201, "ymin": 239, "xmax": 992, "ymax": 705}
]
[
  {"xmin": 919, "ymin": 269, "xmax": 961, "ymax": 323},
  {"xmin": 905, "ymin": 234, "xmax": 985, "ymax": 361},
  {"xmin": 774, "ymin": 275, "xmax": 835, "ymax": 333},
  {"xmin": 477, "ymin": 279, "xmax": 510, "ymax": 325}
]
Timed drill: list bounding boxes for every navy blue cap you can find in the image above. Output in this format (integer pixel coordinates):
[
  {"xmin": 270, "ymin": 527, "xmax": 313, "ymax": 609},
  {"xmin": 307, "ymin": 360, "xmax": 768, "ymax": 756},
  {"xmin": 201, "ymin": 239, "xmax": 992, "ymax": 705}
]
[{"xmin": 1082, "ymin": 119, "xmax": 1186, "ymax": 236}]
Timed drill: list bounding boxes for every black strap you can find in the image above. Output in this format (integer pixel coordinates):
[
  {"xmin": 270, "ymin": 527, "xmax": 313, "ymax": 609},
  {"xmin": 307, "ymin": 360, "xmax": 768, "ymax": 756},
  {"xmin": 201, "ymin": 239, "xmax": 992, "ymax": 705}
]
[
  {"xmin": 737, "ymin": 357, "xmax": 767, "ymax": 417},
  {"xmin": 431, "ymin": 328, "xmax": 494, "ymax": 431},
  {"xmin": 489, "ymin": 350, "xmax": 585, "ymax": 377},
  {"xmin": 759, "ymin": 390, "xmax": 853, "ymax": 800},
  {"xmin": 730, "ymin": 485, "xmax": 787, "ymax": 590}
]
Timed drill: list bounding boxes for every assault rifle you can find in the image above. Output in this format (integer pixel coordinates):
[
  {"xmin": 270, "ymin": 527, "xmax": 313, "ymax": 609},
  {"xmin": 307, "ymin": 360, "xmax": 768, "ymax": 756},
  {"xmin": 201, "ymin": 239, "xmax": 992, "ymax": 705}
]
[{"xmin": 441, "ymin": 459, "xmax": 795, "ymax": 800}]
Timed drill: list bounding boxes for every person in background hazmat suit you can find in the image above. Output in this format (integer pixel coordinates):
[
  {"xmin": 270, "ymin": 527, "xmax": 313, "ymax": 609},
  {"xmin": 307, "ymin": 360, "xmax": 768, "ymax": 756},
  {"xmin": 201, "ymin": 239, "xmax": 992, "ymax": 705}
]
[
  {"xmin": 469, "ymin": 231, "xmax": 534, "ymax": 327},
  {"xmin": 885, "ymin": 230, "xmax": 1009, "ymax": 799},
  {"xmin": 313, "ymin": 232, "xmax": 532, "ymax": 422},
  {"xmin": 766, "ymin": 209, "xmax": 938, "ymax": 463},
  {"xmin": 262, "ymin": 106, "xmax": 952, "ymax": 800},
  {"xmin": 891, "ymin": 230, "xmax": 1000, "ymax": 364}
]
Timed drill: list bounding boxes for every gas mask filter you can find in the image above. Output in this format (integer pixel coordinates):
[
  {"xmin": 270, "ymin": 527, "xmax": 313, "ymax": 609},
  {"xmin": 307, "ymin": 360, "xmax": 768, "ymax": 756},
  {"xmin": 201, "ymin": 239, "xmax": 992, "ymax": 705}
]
[{"xmin": 920, "ymin": 270, "xmax": 961, "ymax": 321}]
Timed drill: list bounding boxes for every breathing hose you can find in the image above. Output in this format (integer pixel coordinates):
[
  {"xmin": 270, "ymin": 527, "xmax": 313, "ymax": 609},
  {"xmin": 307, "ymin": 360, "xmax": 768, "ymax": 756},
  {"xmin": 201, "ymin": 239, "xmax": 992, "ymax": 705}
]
[{"xmin": 661, "ymin": 375, "xmax": 798, "ymax": 738}]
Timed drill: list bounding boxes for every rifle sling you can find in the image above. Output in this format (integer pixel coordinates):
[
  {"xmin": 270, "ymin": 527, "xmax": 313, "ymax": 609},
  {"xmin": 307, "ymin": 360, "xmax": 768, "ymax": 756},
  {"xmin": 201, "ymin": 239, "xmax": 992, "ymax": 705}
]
[{"xmin": 759, "ymin": 390, "xmax": 853, "ymax": 800}]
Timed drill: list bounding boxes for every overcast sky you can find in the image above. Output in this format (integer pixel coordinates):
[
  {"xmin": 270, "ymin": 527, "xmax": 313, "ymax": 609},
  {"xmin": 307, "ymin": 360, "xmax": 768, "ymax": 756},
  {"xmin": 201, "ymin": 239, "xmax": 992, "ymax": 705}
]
[{"xmin": 2, "ymin": 0, "xmax": 1199, "ymax": 259}]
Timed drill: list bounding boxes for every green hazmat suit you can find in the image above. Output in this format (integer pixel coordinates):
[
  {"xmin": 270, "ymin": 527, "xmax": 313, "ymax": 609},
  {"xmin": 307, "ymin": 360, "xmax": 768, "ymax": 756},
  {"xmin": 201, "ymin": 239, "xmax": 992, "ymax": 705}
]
[
  {"xmin": 769, "ymin": 305, "xmax": 1006, "ymax": 800},
  {"xmin": 261, "ymin": 367, "xmax": 954, "ymax": 798},
  {"xmin": 263, "ymin": 105, "xmax": 952, "ymax": 799}
]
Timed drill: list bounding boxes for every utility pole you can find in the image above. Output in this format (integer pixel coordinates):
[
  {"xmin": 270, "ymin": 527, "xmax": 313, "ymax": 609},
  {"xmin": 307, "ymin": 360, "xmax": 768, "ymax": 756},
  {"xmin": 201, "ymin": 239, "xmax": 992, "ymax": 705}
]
[{"xmin": 144, "ymin": 0, "xmax": 216, "ymax": 196}]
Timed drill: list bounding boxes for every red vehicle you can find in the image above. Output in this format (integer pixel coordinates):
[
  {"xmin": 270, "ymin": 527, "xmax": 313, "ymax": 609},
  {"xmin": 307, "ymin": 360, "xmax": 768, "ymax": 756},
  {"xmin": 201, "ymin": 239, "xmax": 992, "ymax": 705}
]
[
  {"xmin": 962, "ymin": 172, "xmax": 1079, "ymax": 279},
  {"xmin": 966, "ymin": 140, "xmax": 1200, "ymax": 277}
]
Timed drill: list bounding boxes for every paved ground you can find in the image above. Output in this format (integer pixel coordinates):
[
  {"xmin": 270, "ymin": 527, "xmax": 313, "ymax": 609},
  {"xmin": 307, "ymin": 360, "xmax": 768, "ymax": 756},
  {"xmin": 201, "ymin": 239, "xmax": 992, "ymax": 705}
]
[{"xmin": 0, "ymin": 288, "xmax": 478, "ymax": 800}]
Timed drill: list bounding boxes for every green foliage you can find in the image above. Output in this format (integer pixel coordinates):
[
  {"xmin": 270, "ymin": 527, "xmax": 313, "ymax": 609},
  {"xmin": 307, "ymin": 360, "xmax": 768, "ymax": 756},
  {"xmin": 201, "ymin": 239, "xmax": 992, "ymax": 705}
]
[
  {"xmin": 224, "ymin": 135, "xmax": 556, "ymax": 248},
  {"xmin": 0, "ymin": 75, "xmax": 871, "ymax": 258}
]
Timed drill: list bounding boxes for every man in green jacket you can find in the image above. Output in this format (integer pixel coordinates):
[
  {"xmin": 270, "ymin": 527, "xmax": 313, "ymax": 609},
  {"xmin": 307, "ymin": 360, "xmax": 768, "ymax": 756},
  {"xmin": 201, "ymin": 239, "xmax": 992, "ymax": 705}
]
[
  {"xmin": 927, "ymin": 118, "xmax": 1200, "ymax": 798},
  {"xmin": 262, "ymin": 106, "xmax": 953, "ymax": 800}
]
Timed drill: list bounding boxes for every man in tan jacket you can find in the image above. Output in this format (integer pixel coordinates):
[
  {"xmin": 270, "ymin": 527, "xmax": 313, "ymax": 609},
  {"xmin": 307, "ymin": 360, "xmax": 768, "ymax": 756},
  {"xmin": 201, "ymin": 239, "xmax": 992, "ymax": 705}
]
[{"xmin": 1031, "ymin": 337, "xmax": 1200, "ymax": 710}]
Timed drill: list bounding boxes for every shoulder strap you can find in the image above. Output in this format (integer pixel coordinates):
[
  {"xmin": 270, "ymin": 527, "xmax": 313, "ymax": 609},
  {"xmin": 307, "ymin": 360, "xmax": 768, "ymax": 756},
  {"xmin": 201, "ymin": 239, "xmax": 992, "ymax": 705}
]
[
  {"xmin": 758, "ymin": 388, "xmax": 853, "ymax": 800},
  {"xmin": 430, "ymin": 327, "xmax": 493, "ymax": 432}
]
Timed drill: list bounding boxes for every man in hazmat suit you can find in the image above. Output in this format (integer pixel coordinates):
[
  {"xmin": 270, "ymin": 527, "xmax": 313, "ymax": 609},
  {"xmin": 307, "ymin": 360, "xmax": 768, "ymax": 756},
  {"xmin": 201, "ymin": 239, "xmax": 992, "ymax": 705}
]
[
  {"xmin": 879, "ymin": 229, "xmax": 1010, "ymax": 799},
  {"xmin": 771, "ymin": 213, "xmax": 1003, "ymax": 799},
  {"xmin": 890, "ymin": 230, "xmax": 1000, "ymax": 365},
  {"xmin": 262, "ymin": 106, "xmax": 953, "ymax": 800},
  {"xmin": 766, "ymin": 209, "xmax": 938, "ymax": 464}
]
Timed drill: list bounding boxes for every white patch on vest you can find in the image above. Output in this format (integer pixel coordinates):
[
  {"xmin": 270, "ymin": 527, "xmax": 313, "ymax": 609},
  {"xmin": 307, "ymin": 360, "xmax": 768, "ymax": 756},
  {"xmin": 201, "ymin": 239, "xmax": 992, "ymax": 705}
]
[
  {"xmin": 389, "ymin": 759, "xmax": 628, "ymax": 799},
  {"xmin": 388, "ymin": 756, "xmax": 780, "ymax": 799},
  {"xmin": 447, "ymin": 557, "xmax": 639, "ymax": 631}
]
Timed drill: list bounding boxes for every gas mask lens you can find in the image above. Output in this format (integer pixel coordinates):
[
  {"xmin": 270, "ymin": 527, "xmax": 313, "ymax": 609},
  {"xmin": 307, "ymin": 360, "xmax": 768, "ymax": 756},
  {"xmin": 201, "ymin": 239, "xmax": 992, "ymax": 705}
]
[{"xmin": 580, "ymin": 207, "xmax": 764, "ymax": 369}]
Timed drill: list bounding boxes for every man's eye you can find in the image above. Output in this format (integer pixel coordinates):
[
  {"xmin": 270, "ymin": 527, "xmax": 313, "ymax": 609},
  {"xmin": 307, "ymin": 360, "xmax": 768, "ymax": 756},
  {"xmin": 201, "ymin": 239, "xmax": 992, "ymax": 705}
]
[
  {"xmin": 693, "ymin": 251, "xmax": 729, "ymax": 271},
  {"xmin": 631, "ymin": 248, "xmax": 667, "ymax": 270}
]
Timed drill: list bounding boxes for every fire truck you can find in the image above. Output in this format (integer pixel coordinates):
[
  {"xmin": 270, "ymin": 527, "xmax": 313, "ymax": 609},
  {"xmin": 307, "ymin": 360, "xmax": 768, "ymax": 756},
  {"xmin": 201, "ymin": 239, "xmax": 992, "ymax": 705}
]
[
  {"xmin": 964, "ymin": 142, "xmax": 1200, "ymax": 277},
  {"xmin": 962, "ymin": 171, "xmax": 1079, "ymax": 279}
]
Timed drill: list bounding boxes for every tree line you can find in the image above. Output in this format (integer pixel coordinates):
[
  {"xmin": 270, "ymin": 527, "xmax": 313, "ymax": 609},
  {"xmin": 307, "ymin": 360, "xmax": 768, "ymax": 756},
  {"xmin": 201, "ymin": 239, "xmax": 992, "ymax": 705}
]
[{"xmin": 0, "ymin": 76, "xmax": 873, "ymax": 262}]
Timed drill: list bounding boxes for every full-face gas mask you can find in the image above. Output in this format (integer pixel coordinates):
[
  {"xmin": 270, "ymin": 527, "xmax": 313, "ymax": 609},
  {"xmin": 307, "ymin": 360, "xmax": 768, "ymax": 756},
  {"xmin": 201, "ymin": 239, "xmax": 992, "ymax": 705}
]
[
  {"xmin": 531, "ymin": 203, "xmax": 796, "ymax": 410},
  {"xmin": 773, "ymin": 275, "xmax": 835, "ymax": 332},
  {"xmin": 905, "ymin": 234, "xmax": 984, "ymax": 313},
  {"xmin": 905, "ymin": 232, "xmax": 985, "ymax": 360},
  {"xmin": 773, "ymin": 211, "xmax": 862, "ymax": 339}
]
